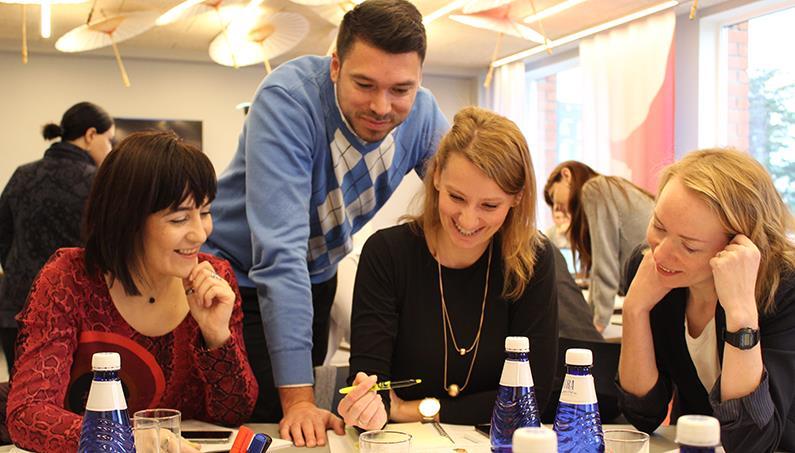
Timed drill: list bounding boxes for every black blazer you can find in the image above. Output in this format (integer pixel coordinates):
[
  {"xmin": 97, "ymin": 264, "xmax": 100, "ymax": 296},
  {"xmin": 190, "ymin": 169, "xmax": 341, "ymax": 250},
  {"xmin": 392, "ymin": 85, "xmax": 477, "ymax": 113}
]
[{"xmin": 617, "ymin": 246, "xmax": 795, "ymax": 452}]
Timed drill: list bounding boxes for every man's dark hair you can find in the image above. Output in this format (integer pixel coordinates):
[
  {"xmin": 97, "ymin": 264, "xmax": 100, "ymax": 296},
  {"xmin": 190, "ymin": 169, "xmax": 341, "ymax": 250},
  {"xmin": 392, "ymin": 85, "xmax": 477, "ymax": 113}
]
[
  {"xmin": 336, "ymin": 0, "xmax": 426, "ymax": 63},
  {"xmin": 83, "ymin": 130, "xmax": 217, "ymax": 296}
]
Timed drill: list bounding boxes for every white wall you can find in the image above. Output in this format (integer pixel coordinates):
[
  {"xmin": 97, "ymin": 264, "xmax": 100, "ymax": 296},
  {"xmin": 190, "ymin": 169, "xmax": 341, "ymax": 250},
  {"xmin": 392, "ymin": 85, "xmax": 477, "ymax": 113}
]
[
  {"xmin": 0, "ymin": 51, "xmax": 476, "ymax": 257},
  {"xmin": 0, "ymin": 51, "xmax": 477, "ymax": 199}
]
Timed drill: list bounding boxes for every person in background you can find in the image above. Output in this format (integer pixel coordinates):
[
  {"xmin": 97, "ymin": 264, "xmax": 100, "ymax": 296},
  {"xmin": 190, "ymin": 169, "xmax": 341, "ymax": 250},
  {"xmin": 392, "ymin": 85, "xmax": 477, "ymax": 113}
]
[
  {"xmin": 202, "ymin": 0, "xmax": 448, "ymax": 444},
  {"xmin": 338, "ymin": 107, "xmax": 558, "ymax": 428},
  {"xmin": 0, "ymin": 102, "xmax": 114, "ymax": 373},
  {"xmin": 618, "ymin": 149, "xmax": 795, "ymax": 451},
  {"xmin": 6, "ymin": 131, "xmax": 257, "ymax": 452},
  {"xmin": 545, "ymin": 210, "xmax": 571, "ymax": 250},
  {"xmin": 545, "ymin": 161, "xmax": 654, "ymax": 332}
]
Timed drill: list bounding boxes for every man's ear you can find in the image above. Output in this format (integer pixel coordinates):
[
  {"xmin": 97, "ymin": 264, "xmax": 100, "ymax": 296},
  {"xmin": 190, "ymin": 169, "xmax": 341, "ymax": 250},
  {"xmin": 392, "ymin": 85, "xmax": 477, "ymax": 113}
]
[{"xmin": 330, "ymin": 52, "xmax": 341, "ymax": 83}]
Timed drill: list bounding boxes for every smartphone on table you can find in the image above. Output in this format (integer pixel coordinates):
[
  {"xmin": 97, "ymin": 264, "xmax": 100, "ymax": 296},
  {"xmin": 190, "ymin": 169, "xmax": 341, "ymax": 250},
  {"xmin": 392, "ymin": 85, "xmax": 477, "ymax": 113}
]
[{"xmin": 181, "ymin": 429, "xmax": 235, "ymax": 444}]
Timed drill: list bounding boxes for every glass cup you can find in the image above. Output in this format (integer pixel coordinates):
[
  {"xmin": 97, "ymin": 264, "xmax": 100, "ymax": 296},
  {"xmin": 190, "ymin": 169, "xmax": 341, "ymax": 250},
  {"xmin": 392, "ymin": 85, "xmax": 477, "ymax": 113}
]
[
  {"xmin": 604, "ymin": 429, "xmax": 650, "ymax": 453},
  {"xmin": 134, "ymin": 409, "xmax": 182, "ymax": 453},
  {"xmin": 133, "ymin": 416, "xmax": 161, "ymax": 453},
  {"xmin": 359, "ymin": 430, "xmax": 412, "ymax": 453}
]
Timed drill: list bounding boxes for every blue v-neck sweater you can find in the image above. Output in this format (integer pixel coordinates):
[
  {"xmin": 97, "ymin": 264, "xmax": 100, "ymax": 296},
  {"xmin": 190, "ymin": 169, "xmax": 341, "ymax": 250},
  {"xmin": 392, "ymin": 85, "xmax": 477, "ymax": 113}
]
[{"xmin": 204, "ymin": 55, "xmax": 448, "ymax": 386}]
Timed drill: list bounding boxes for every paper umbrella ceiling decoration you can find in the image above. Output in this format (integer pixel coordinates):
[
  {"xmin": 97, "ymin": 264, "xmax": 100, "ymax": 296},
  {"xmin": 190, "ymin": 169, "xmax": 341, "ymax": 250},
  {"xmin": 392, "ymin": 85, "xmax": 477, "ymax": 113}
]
[
  {"xmin": 209, "ymin": 10, "xmax": 309, "ymax": 72},
  {"xmin": 55, "ymin": 11, "xmax": 160, "ymax": 87}
]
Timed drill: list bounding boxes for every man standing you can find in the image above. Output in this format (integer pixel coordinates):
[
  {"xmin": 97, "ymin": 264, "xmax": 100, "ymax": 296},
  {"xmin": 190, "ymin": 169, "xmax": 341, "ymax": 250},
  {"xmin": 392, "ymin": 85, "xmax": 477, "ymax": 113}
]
[{"xmin": 204, "ymin": 0, "xmax": 448, "ymax": 446}]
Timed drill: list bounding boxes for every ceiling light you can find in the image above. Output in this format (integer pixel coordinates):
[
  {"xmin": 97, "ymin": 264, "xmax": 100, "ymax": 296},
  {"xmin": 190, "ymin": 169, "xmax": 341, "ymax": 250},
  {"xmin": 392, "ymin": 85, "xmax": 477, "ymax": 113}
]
[
  {"xmin": 40, "ymin": 0, "xmax": 50, "ymax": 38},
  {"xmin": 493, "ymin": 1, "xmax": 678, "ymax": 68},
  {"xmin": 423, "ymin": 0, "xmax": 469, "ymax": 25},
  {"xmin": 523, "ymin": 0, "xmax": 585, "ymax": 24}
]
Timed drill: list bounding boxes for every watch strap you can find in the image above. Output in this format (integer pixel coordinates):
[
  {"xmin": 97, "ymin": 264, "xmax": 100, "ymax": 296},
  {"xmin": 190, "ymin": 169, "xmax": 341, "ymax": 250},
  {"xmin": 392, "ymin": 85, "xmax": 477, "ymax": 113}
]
[{"xmin": 723, "ymin": 327, "xmax": 760, "ymax": 350}]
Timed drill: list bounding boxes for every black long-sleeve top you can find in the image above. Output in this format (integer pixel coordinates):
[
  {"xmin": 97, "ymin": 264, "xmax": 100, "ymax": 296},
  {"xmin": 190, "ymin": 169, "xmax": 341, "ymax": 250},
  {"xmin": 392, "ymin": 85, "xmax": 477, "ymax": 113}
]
[
  {"xmin": 0, "ymin": 142, "xmax": 96, "ymax": 328},
  {"xmin": 349, "ymin": 223, "xmax": 559, "ymax": 424},
  {"xmin": 618, "ymin": 246, "xmax": 795, "ymax": 452}
]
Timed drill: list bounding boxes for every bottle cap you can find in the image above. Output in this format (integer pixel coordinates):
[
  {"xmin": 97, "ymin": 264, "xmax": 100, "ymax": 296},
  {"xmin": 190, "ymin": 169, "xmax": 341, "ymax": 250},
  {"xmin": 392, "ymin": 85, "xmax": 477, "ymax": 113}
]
[
  {"xmin": 92, "ymin": 352, "xmax": 121, "ymax": 371},
  {"xmin": 505, "ymin": 336, "xmax": 530, "ymax": 352},
  {"xmin": 512, "ymin": 427, "xmax": 557, "ymax": 453},
  {"xmin": 675, "ymin": 415, "xmax": 720, "ymax": 447},
  {"xmin": 565, "ymin": 348, "xmax": 593, "ymax": 366}
]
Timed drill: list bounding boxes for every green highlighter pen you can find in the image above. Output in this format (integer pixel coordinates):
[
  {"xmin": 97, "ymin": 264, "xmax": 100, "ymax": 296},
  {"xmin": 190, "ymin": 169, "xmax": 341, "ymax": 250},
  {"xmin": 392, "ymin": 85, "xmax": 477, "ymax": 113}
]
[{"xmin": 338, "ymin": 378, "xmax": 422, "ymax": 394}]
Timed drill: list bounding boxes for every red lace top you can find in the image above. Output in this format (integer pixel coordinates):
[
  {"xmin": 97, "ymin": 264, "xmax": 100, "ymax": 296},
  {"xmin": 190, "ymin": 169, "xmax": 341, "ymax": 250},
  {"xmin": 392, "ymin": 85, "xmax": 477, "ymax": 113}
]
[{"xmin": 7, "ymin": 248, "xmax": 258, "ymax": 452}]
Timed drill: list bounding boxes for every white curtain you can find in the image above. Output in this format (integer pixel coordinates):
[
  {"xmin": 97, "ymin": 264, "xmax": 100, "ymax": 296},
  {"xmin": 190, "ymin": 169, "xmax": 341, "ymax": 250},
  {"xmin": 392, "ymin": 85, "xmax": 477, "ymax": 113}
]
[{"xmin": 579, "ymin": 10, "xmax": 676, "ymax": 188}]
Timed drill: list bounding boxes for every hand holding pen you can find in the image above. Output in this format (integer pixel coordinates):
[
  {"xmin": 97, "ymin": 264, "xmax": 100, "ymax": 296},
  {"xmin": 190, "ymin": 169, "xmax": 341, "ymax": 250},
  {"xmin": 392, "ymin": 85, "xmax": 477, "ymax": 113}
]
[{"xmin": 336, "ymin": 372, "xmax": 389, "ymax": 430}]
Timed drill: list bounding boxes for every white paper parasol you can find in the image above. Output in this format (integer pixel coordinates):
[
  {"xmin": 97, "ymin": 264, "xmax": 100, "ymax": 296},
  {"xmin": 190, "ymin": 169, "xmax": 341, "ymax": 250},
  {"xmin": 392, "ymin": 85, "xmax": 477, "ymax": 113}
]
[
  {"xmin": 55, "ymin": 11, "xmax": 159, "ymax": 87},
  {"xmin": 155, "ymin": 0, "xmax": 248, "ymax": 25},
  {"xmin": 461, "ymin": 0, "xmax": 513, "ymax": 14},
  {"xmin": 209, "ymin": 11, "xmax": 309, "ymax": 72},
  {"xmin": 450, "ymin": 6, "xmax": 544, "ymax": 42}
]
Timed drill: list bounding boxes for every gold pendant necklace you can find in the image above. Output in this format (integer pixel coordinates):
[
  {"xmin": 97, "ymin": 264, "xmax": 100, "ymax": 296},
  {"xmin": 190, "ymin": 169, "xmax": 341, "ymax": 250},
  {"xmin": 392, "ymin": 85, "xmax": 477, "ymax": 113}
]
[{"xmin": 437, "ymin": 239, "xmax": 492, "ymax": 398}]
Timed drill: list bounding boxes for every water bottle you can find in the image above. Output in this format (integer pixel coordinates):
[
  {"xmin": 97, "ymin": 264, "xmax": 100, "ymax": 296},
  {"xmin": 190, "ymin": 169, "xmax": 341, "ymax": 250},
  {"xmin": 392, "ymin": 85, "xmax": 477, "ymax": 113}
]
[
  {"xmin": 553, "ymin": 348, "xmax": 604, "ymax": 453},
  {"xmin": 513, "ymin": 427, "xmax": 557, "ymax": 453},
  {"xmin": 78, "ymin": 352, "xmax": 135, "ymax": 452},
  {"xmin": 675, "ymin": 415, "xmax": 720, "ymax": 452},
  {"xmin": 490, "ymin": 336, "xmax": 540, "ymax": 452}
]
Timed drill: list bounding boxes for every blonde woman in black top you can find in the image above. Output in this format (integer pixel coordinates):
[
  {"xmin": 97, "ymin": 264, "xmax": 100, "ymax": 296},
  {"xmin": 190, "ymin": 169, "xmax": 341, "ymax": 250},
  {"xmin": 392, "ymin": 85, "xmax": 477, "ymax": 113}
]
[{"xmin": 337, "ymin": 107, "xmax": 558, "ymax": 429}]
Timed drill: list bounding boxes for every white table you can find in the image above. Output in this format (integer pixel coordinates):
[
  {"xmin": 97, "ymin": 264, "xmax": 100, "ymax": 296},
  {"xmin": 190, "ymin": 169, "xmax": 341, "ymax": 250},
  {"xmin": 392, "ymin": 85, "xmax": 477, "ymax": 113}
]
[{"xmin": 0, "ymin": 423, "xmax": 680, "ymax": 453}]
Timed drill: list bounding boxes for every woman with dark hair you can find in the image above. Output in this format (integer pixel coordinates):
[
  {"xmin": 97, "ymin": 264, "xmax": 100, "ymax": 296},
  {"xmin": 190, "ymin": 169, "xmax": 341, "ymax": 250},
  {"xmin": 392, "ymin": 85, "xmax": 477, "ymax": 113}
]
[
  {"xmin": 6, "ymin": 131, "xmax": 258, "ymax": 452},
  {"xmin": 0, "ymin": 101, "xmax": 114, "ymax": 372},
  {"xmin": 338, "ymin": 107, "xmax": 557, "ymax": 428},
  {"xmin": 545, "ymin": 161, "xmax": 654, "ymax": 332}
]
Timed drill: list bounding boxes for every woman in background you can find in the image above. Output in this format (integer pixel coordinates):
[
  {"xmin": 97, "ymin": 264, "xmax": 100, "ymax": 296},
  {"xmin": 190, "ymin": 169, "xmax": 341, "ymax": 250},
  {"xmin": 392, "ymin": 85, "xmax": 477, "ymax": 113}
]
[
  {"xmin": 0, "ymin": 102, "xmax": 114, "ymax": 372},
  {"xmin": 545, "ymin": 161, "xmax": 654, "ymax": 332},
  {"xmin": 618, "ymin": 149, "xmax": 795, "ymax": 451},
  {"xmin": 338, "ymin": 107, "xmax": 558, "ymax": 429},
  {"xmin": 6, "ymin": 131, "xmax": 257, "ymax": 452}
]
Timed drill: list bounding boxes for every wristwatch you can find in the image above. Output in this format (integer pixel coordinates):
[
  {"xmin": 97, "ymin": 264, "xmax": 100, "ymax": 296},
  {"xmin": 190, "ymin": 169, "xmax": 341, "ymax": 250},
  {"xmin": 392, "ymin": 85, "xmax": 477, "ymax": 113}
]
[
  {"xmin": 419, "ymin": 397, "xmax": 441, "ymax": 423},
  {"xmin": 723, "ymin": 327, "xmax": 760, "ymax": 350}
]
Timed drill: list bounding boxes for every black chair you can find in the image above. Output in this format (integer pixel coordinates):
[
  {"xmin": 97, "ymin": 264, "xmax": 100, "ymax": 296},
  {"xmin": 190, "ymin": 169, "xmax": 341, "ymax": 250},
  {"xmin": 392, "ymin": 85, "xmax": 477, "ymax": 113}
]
[{"xmin": 540, "ymin": 337, "xmax": 622, "ymax": 424}]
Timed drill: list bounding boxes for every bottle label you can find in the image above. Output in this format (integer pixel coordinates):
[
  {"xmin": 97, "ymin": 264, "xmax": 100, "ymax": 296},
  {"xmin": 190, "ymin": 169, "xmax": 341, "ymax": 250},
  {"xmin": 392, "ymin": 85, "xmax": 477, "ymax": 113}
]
[
  {"xmin": 558, "ymin": 374, "xmax": 597, "ymax": 404},
  {"xmin": 499, "ymin": 360, "xmax": 534, "ymax": 387},
  {"xmin": 85, "ymin": 381, "xmax": 128, "ymax": 411}
]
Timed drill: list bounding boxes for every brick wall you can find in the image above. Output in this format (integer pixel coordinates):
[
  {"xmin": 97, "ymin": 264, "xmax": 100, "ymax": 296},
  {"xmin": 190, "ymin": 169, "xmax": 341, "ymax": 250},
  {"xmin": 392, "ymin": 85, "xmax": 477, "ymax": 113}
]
[
  {"xmin": 726, "ymin": 21, "xmax": 749, "ymax": 150},
  {"xmin": 537, "ymin": 74, "xmax": 558, "ymax": 176}
]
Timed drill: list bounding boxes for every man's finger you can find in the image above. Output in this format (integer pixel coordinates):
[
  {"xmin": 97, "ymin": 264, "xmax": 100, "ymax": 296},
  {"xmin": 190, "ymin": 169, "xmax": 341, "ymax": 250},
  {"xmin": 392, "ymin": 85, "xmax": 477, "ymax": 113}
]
[
  {"xmin": 330, "ymin": 414, "xmax": 345, "ymax": 434},
  {"xmin": 313, "ymin": 417, "xmax": 328, "ymax": 446},
  {"xmin": 290, "ymin": 422, "xmax": 306, "ymax": 447},
  {"xmin": 301, "ymin": 419, "xmax": 317, "ymax": 447}
]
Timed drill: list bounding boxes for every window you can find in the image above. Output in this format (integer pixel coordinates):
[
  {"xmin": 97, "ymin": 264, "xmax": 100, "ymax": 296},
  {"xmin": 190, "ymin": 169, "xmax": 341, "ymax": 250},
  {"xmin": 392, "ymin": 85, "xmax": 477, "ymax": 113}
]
[
  {"xmin": 703, "ymin": 1, "xmax": 795, "ymax": 210},
  {"xmin": 525, "ymin": 61, "xmax": 584, "ymax": 230}
]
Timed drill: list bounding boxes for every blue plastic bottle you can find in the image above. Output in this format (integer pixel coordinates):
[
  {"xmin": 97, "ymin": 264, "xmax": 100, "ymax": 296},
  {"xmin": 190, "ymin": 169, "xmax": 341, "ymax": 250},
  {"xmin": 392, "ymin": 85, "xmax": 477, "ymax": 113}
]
[
  {"xmin": 78, "ymin": 352, "xmax": 135, "ymax": 452},
  {"xmin": 676, "ymin": 415, "xmax": 720, "ymax": 452},
  {"xmin": 553, "ymin": 348, "xmax": 604, "ymax": 453},
  {"xmin": 490, "ymin": 336, "xmax": 540, "ymax": 452}
]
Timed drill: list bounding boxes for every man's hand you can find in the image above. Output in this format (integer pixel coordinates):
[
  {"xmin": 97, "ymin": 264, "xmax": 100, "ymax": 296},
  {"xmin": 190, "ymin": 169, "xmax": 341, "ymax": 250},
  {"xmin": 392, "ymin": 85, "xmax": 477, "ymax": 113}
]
[{"xmin": 278, "ymin": 386, "xmax": 345, "ymax": 447}]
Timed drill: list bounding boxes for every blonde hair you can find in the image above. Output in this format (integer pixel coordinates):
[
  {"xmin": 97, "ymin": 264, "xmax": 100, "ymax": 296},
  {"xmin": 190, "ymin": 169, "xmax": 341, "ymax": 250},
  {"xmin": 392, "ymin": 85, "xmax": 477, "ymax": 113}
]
[
  {"xmin": 659, "ymin": 149, "xmax": 795, "ymax": 314},
  {"xmin": 408, "ymin": 106, "xmax": 541, "ymax": 300}
]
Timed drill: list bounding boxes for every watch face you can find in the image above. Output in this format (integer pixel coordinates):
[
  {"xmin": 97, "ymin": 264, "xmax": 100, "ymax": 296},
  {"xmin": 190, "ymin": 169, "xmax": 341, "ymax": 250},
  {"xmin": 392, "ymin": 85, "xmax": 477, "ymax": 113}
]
[{"xmin": 419, "ymin": 398, "xmax": 440, "ymax": 417}]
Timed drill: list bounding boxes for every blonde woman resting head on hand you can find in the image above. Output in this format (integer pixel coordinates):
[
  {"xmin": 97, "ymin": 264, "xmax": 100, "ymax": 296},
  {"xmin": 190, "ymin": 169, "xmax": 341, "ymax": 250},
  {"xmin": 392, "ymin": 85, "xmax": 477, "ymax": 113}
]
[{"xmin": 617, "ymin": 149, "xmax": 795, "ymax": 452}]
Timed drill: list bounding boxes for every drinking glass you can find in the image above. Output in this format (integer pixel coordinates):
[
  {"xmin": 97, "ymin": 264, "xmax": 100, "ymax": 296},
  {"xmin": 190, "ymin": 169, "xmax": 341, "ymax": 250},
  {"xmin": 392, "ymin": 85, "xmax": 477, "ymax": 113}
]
[
  {"xmin": 604, "ymin": 429, "xmax": 650, "ymax": 453},
  {"xmin": 133, "ymin": 416, "xmax": 160, "ymax": 453},
  {"xmin": 359, "ymin": 430, "xmax": 412, "ymax": 453},
  {"xmin": 134, "ymin": 409, "xmax": 182, "ymax": 453}
]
